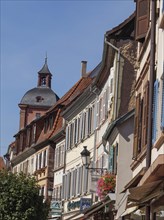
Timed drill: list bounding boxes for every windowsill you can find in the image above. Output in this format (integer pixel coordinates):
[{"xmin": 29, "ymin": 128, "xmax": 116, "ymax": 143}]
[
  {"xmin": 53, "ymin": 165, "xmax": 64, "ymax": 172},
  {"xmin": 130, "ymin": 147, "xmax": 147, "ymax": 171},
  {"xmin": 159, "ymin": 13, "xmax": 164, "ymax": 29},
  {"xmin": 153, "ymin": 132, "xmax": 164, "ymax": 150}
]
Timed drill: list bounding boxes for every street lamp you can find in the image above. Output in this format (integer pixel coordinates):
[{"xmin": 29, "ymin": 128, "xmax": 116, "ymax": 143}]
[
  {"xmin": 80, "ymin": 146, "xmax": 107, "ymax": 174},
  {"xmin": 80, "ymin": 146, "xmax": 91, "ymax": 168},
  {"xmin": 48, "ymin": 188, "xmax": 53, "ymax": 198}
]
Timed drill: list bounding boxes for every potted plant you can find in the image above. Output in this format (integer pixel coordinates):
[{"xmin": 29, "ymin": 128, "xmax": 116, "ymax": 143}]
[{"xmin": 96, "ymin": 172, "xmax": 116, "ymax": 199}]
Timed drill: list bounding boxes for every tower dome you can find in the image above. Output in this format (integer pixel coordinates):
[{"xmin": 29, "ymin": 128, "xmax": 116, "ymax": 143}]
[{"xmin": 18, "ymin": 58, "xmax": 59, "ymax": 129}]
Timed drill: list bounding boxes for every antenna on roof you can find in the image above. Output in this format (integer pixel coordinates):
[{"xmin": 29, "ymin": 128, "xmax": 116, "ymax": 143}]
[{"xmin": 45, "ymin": 52, "xmax": 48, "ymax": 64}]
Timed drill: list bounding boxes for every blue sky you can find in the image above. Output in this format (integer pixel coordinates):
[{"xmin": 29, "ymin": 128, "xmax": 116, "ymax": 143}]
[{"xmin": 0, "ymin": 0, "xmax": 135, "ymax": 156}]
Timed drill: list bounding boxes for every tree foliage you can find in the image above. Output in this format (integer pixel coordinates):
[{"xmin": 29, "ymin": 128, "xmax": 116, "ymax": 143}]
[{"xmin": 0, "ymin": 170, "xmax": 49, "ymax": 220}]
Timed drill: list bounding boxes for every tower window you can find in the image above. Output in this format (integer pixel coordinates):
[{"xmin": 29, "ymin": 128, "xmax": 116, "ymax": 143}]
[{"xmin": 41, "ymin": 77, "xmax": 46, "ymax": 86}]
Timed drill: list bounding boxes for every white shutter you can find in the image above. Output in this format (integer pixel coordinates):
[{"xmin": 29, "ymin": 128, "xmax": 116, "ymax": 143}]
[
  {"xmin": 78, "ymin": 166, "xmax": 83, "ymax": 195},
  {"xmin": 102, "ymin": 92, "xmax": 106, "ymax": 121},
  {"xmin": 65, "ymin": 126, "xmax": 69, "ymax": 151},
  {"xmin": 85, "ymin": 109, "xmax": 89, "ymax": 138},
  {"xmin": 62, "ymin": 174, "xmax": 66, "ymax": 200},
  {"xmin": 41, "ymin": 151, "xmax": 44, "ymax": 168},
  {"xmin": 76, "ymin": 167, "xmax": 80, "ymax": 196}
]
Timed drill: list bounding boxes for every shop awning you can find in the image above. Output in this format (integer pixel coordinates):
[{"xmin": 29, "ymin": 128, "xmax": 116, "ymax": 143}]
[
  {"xmin": 83, "ymin": 199, "xmax": 114, "ymax": 218},
  {"xmin": 128, "ymin": 180, "xmax": 163, "ymax": 203},
  {"xmin": 121, "ymin": 206, "xmax": 139, "ymax": 217}
]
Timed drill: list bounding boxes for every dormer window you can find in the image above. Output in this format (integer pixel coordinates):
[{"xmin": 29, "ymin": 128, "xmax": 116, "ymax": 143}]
[{"xmin": 36, "ymin": 96, "xmax": 44, "ymax": 103}]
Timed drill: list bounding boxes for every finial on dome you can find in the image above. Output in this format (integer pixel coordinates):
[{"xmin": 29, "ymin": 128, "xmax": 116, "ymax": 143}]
[{"xmin": 45, "ymin": 52, "xmax": 47, "ymax": 64}]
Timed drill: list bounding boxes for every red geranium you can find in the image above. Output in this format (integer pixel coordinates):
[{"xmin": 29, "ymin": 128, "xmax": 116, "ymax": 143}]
[{"xmin": 96, "ymin": 172, "xmax": 116, "ymax": 199}]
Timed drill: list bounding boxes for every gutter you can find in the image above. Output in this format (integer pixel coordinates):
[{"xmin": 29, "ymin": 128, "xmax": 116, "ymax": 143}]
[
  {"xmin": 146, "ymin": 0, "xmax": 156, "ymax": 169},
  {"xmin": 104, "ymin": 38, "xmax": 121, "ymax": 120}
]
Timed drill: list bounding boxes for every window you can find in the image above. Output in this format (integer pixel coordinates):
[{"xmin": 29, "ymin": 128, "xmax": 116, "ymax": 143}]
[
  {"xmin": 30, "ymin": 158, "xmax": 34, "ymax": 174},
  {"xmin": 40, "ymin": 186, "xmax": 45, "ymax": 196},
  {"xmin": 66, "ymin": 103, "xmax": 95, "ymax": 150},
  {"xmin": 43, "ymin": 150, "xmax": 47, "ymax": 167},
  {"xmin": 41, "ymin": 77, "xmax": 46, "ymax": 86},
  {"xmin": 49, "ymin": 115, "xmax": 54, "ymax": 129},
  {"xmin": 44, "ymin": 119, "xmax": 49, "ymax": 133},
  {"xmin": 109, "ymin": 145, "xmax": 118, "ymax": 175},
  {"xmin": 19, "ymin": 133, "xmax": 24, "ymax": 152},
  {"xmin": 54, "ymin": 143, "xmax": 65, "ymax": 169},
  {"xmin": 31, "ymin": 124, "xmax": 36, "ymax": 143},
  {"xmin": 62, "ymin": 166, "xmax": 91, "ymax": 201},
  {"xmin": 26, "ymin": 128, "xmax": 31, "ymax": 147},
  {"xmin": 36, "ymin": 96, "xmax": 44, "ymax": 102}
]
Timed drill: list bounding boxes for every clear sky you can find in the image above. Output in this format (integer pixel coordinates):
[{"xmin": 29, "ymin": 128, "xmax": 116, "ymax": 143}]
[{"xmin": 0, "ymin": 0, "xmax": 135, "ymax": 157}]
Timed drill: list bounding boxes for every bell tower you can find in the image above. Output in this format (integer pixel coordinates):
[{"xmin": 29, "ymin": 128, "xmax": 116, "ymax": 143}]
[{"xmin": 37, "ymin": 57, "xmax": 52, "ymax": 88}]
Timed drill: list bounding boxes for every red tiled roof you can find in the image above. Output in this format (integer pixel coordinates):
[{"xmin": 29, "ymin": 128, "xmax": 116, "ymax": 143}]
[
  {"xmin": 36, "ymin": 76, "xmax": 93, "ymax": 144},
  {"xmin": 48, "ymin": 76, "xmax": 93, "ymax": 112}
]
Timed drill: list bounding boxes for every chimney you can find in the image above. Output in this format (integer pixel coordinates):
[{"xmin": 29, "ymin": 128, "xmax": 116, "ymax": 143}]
[{"xmin": 81, "ymin": 61, "xmax": 87, "ymax": 77}]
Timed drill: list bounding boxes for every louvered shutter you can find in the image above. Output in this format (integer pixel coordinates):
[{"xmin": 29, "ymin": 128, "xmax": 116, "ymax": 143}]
[
  {"xmin": 102, "ymin": 91, "xmax": 106, "ymax": 121},
  {"xmin": 109, "ymin": 146, "xmax": 114, "ymax": 173},
  {"xmin": 161, "ymin": 73, "xmax": 164, "ymax": 130},
  {"xmin": 62, "ymin": 174, "xmax": 66, "ymax": 200},
  {"xmin": 152, "ymin": 80, "xmax": 159, "ymax": 143},
  {"xmin": 76, "ymin": 167, "xmax": 79, "ymax": 196},
  {"xmin": 136, "ymin": 0, "xmax": 149, "ymax": 41},
  {"xmin": 142, "ymin": 82, "xmax": 149, "ymax": 147},
  {"xmin": 65, "ymin": 126, "xmax": 69, "ymax": 151},
  {"xmin": 133, "ymin": 94, "xmax": 141, "ymax": 159},
  {"xmin": 96, "ymin": 100, "xmax": 100, "ymax": 128},
  {"xmin": 79, "ymin": 114, "xmax": 83, "ymax": 141},
  {"xmin": 73, "ymin": 169, "xmax": 77, "ymax": 196},
  {"xmin": 79, "ymin": 166, "xmax": 83, "ymax": 195},
  {"xmin": 85, "ymin": 109, "xmax": 89, "ymax": 138}
]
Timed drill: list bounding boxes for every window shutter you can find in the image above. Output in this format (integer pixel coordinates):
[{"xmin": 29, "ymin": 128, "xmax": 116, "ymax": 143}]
[
  {"xmin": 105, "ymin": 87, "xmax": 109, "ymax": 118},
  {"xmin": 85, "ymin": 109, "xmax": 89, "ymax": 138},
  {"xmin": 142, "ymin": 82, "xmax": 149, "ymax": 147},
  {"xmin": 73, "ymin": 169, "xmax": 77, "ymax": 197},
  {"xmin": 70, "ymin": 171, "xmax": 73, "ymax": 198},
  {"xmin": 152, "ymin": 80, "xmax": 159, "ymax": 143},
  {"xmin": 76, "ymin": 167, "xmax": 79, "ymax": 196},
  {"xmin": 79, "ymin": 114, "xmax": 82, "ymax": 141},
  {"xmin": 161, "ymin": 73, "xmax": 164, "ymax": 130},
  {"xmin": 136, "ymin": 0, "xmax": 150, "ymax": 41},
  {"xmin": 62, "ymin": 174, "xmax": 66, "ymax": 200},
  {"xmin": 65, "ymin": 126, "xmax": 69, "ymax": 151},
  {"xmin": 78, "ymin": 166, "xmax": 83, "ymax": 195},
  {"xmin": 133, "ymin": 93, "xmax": 141, "ymax": 159},
  {"xmin": 96, "ymin": 100, "xmax": 100, "ymax": 128},
  {"xmin": 102, "ymin": 92, "xmax": 106, "ymax": 121},
  {"xmin": 109, "ymin": 146, "xmax": 114, "ymax": 173}
]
